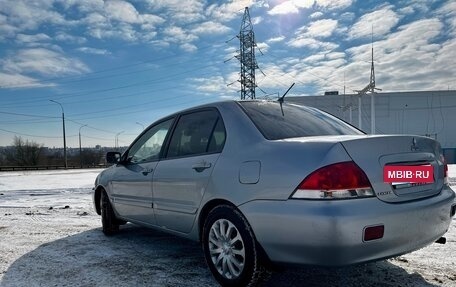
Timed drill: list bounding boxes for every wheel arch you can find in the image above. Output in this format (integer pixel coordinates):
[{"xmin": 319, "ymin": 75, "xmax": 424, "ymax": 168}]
[
  {"xmin": 198, "ymin": 198, "xmax": 236, "ymax": 242},
  {"xmin": 197, "ymin": 198, "xmax": 273, "ymax": 267},
  {"xmin": 94, "ymin": 185, "xmax": 105, "ymax": 215}
]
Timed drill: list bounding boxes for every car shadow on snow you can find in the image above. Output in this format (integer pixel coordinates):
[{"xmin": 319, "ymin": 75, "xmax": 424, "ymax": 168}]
[{"xmin": 1, "ymin": 224, "xmax": 439, "ymax": 287}]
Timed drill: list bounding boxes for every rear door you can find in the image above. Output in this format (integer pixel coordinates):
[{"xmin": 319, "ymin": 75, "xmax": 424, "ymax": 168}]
[
  {"xmin": 152, "ymin": 109, "xmax": 226, "ymax": 233},
  {"xmin": 110, "ymin": 118, "xmax": 174, "ymax": 224}
]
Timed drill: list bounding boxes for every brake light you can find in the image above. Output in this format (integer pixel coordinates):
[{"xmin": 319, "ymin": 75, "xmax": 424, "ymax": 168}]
[
  {"xmin": 444, "ymin": 161, "xmax": 449, "ymax": 185},
  {"xmin": 441, "ymin": 154, "xmax": 449, "ymax": 185},
  {"xmin": 291, "ymin": 161, "xmax": 374, "ymax": 199}
]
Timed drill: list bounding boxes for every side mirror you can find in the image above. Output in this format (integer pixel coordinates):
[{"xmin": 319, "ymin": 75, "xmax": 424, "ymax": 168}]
[{"xmin": 106, "ymin": 152, "xmax": 122, "ymax": 164}]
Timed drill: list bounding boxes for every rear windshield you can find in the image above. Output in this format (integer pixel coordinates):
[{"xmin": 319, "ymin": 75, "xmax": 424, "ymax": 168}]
[{"xmin": 239, "ymin": 101, "xmax": 363, "ymax": 140}]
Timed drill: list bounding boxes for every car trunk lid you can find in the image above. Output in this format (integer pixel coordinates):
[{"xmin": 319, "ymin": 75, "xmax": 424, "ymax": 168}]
[{"xmin": 339, "ymin": 135, "xmax": 445, "ymax": 203}]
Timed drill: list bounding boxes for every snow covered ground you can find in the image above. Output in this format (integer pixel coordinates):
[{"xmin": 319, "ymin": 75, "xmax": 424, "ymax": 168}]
[{"xmin": 0, "ymin": 166, "xmax": 455, "ymax": 286}]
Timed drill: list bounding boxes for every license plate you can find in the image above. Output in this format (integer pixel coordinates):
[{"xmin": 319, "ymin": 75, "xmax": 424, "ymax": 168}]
[{"xmin": 383, "ymin": 165, "xmax": 434, "ymax": 184}]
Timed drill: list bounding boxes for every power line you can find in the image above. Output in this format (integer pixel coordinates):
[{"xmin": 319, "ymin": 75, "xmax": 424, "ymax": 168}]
[
  {"xmin": 0, "ymin": 128, "xmax": 77, "ymax": 139},
  {"xmin": 69, "ymin": 97, "xmax": 212, "ymax": 121},
  {"xmin": 1, "ymin": 62, "xmax": 221, "ymax": 108},
  {"xmin": 0, "ymin": 44, "xmax": 220, "ymax": 89},
  {"xmin": 0, "ymin": 111, "xmax": 59, "ymax": 118}
]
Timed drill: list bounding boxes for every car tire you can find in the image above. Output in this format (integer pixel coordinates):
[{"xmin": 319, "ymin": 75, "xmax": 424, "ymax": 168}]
[
  {"xmin": 100, "ymin": 190, "xmax": 120, "ymax": 236},
  {"xmin": 202, "ymin": 205, "xmax": 269, "ymax": 287}
]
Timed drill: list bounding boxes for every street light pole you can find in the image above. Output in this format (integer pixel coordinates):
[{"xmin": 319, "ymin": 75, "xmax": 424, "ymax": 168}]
[
  {"xmin": 79, "ymin": 124, "xmax": 88, "ymax": 168},
  {"xmin": 115, "ymin": 131, "xmax": 124, "ymax": 151},
  {"xmin": 136, "ymin": 122, "xmax": 145, "ymax": 131},
  {"xmin": 50, "ymin": 100, "xmax": 67, "ymax": 169}
]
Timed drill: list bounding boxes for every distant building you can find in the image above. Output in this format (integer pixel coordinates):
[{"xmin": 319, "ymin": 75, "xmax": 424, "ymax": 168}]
[{"xmin": 288, "ymin": 90, "xmax": 456, "ymax": 163}]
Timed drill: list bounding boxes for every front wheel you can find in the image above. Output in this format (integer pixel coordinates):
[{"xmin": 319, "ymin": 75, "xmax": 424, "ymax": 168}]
[
  {"xmin": 100, "ymin": 191, "xmax": 119, "ymax": 235},
  {"xmin": 202, "ymin": 205, "xmax": 269, "ymax": 287}
]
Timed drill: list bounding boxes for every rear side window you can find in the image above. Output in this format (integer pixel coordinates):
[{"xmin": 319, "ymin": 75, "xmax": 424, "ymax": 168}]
[
  {"xmin": 167, "ymin": 110, "xmax": 225, "ymax": 158},
  {"xmin": 239, "ymin": 101, "xmax": 363, "ymax": 140}
]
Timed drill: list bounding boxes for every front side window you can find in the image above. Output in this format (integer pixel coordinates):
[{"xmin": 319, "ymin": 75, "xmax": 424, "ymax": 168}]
[
  {"xmin": 127, "ymin": 118, "xmax": 174, "ymax": 163},
  {"xmin": 167, "ymin": 110, "xmax": 224, "ymax": 158}
]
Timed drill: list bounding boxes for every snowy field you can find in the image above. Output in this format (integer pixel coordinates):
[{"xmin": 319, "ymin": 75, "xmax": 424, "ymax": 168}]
[{"xmin": 0, "ymin": 167, "xmax": 455, "ymax": 287}]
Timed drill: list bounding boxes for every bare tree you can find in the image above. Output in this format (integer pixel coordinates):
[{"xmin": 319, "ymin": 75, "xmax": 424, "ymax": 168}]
[{"xmin": 6, "ymin": 136, "xmax": 44, "ymax": 166}]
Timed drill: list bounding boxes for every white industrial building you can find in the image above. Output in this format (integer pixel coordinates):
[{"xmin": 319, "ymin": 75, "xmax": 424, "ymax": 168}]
[{"xmin": 288, "ymin": 90, "xmax": 456, "ymax": 163}]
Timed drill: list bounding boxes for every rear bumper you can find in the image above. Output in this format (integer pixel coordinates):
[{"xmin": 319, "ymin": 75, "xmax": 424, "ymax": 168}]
[{"xmin": 239, "ymin": 186, "xmax": 455, "ymax": 266}]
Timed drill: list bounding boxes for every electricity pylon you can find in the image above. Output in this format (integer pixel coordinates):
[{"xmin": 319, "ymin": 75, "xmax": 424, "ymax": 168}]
[{"xmin": 236, "ymin": 7, "xmax": 259, "ymax": 100}]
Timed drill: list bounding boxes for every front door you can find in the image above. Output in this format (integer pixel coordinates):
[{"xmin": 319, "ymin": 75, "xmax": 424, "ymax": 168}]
[
  {"xmin": 153, "ymin": 109, "xmax": 226, "ymax": 233},
  {"xmin": 110, "ymin": 118, "xmax": 174, "ymax": 225}
]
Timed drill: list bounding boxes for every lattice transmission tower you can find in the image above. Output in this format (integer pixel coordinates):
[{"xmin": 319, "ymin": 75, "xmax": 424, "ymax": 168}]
[{"xmin": 236, "ymin": 7, "xmax": 259, "ymax": 100}]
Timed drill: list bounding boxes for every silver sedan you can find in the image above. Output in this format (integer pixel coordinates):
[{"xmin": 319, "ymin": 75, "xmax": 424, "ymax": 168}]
[{"xmin": 93, "ymin": 100, "xmax": 455, "ymax": 286}]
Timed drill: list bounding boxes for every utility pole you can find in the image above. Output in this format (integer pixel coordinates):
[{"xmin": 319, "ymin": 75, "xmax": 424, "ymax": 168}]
[
  {"xmin": 50, "ymin": 100, "xmax": 67, "ymax": 169},
  {"xmin": 79, "ymin": 124, "xmax": 87, "ymax": 168},
  {"xmin": 236, "ymin": 7, "xmax": 259, "ymax": 100},
  {"xmin": 115, "ymin": 131, "xmax": 124, "ymax": 151},
  {"xmin": 355, "ymin": 28, "xmax": 381, "ymax": 133},
  {"xmin": 369, "ymin": 34, "xmax": 376, "ymax": 134},
  {"xmin": 358, "ymin": 96, "xmax": 362, "ymax": 129}
]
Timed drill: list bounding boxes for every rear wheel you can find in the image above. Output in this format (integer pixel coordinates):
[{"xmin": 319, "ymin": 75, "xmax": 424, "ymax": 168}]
[
  {"xmin": 100, "ymin": 191, "xmax": 120, "ymax": 235},
  {"xmin": 202, "ymin": 205, "xmax": 269, "ymax": 287}
]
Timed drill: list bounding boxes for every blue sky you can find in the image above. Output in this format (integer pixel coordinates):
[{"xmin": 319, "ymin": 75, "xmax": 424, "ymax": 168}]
[{"xmin": 0, "ymin": 0, "xmax": 455, "ymax": 147}]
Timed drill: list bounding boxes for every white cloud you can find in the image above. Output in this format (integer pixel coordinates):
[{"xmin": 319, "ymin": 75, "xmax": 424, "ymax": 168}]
[
  {"xmin": 306, "ymin": 19, "xmax": 338, "ymax": 38},
  {"xmin": 191, "ymin": 21, "xmax": 231, "ymax": 35},
  {"xmin": 207, "ymin": 0, "xmax": 257, "ymax": 22},
  {"xmin": 257, "ymin": 42, "xmax": 269, "ymax": 53},
  {"xmin": 104, "ymin": 0, "xmax": 141, "ymax": 24},
  {"xmin": 146, "ymin": 0, "xmax": 205, "ymax": 23},
  {"xmin": 436, "ymin": 1, "xmax": 456, "ymax": 35},
  {"xmin": 193, "ymin": 76, "xmax": 224, "ymax": 93},
  {"xmin": 339, "ymin": 12, "xmax": 355, "ymax": 22},
  {"xmin": 383, "ymin": 18, "xmax": 442, "ymax": 52},
  {"xmin": 349, "ymin": 6, "xmax": 400, "ymax": 39},
  {"xmin": 55, "ymin": 32, "xmax": 87, "ymax": 44},
  {"xmin": 74, "ymin": 3, "xmax": 164, "ymax": 42},
  {"xmin": 250, "ymin": 16, "xmax": 262, "ymax": 25},
  {"xmin": 16, "ymin": 33, "xmax": 51, "ymax": 44},
  {"xmin": 140, "ymin": 14, "xmax": 166, "ymax": 30},
  {"xmin": 0, "ymin": 13, "xmax": 17, "ymax": 39},
  {"xmin": 315, "ymin": 0, "xmax": 352, "ymax": 10},
  {"xmin": 164, "ymin": 26, "xmax": 198, "ymax": 43},
  {"xmin": 288, "ymin": 37, "xmax": 338, "ymax": 50},
  {"xmin": 398, "ymin": 6, "xmax": 415, "ymax": 15},
  {"xmin": 180, "ymin": 43, "xmax": 197, "ymax": 52},
  {"xmin": 303, "ymin": 53, "xmax": 326, "ymax": 63},
  {"xmin": 436, "ymin": 1, "xmax": 456, "ymax": 16},
  {"xmin": 268, "ymin": 0, "xmax": 314, "ymax": 15},
  {"xmin": 85, "ymin": 14, "xmax": 140, "ymax": 41},
  {"xmin": 58, "ymin": 0, "xmax": 104, "ymax": 13},
  {"xmin": 0, "ymin": 0, "xmax": 70, "ymax": 31},
  {"xmin": 269, "ymin": 1, "xmax": 300, "ymax": 15},
  {"xmin": 0, "ymin": 72, "xmax": 54, "ymax": 89},
  {"xmin": 76, "ymin": 47, "xmax": 111, "ymax": 55},
  {"xmin": 267, "ymin": 36, "xmax": 285, "ymax": 43},
  {"xmin": 287, "ymin": 18, "xmax": 338, "ymax": 50},
  {"xmin": 2, "ymin": 48, "xmax": 90, "ymax": 76},
  {"xmin": 191, "ymin": 75, "xmax": 237, "ymax": 96},
  {"xmin": 343, "ymin": 18, "xmax": 451, "ymax": 91},
  {"xmin": 310, "ymin": 11, "xmax": 323, "ymax": 19},
  {"xmin": 326, "ymin": 51, "xmax": 345, "ymax": 60}
]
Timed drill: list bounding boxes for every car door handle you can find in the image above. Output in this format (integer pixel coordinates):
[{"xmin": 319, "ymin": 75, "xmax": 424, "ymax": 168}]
[
  {"xmin": 142, "ymin": 168, "xmax": 153, "ymax": 176},
  {"xmin": 192, "ymin": 161, "xmax": 212, "ymax": 172}
]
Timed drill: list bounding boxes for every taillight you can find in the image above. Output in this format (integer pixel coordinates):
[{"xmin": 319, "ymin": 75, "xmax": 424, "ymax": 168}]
[
  {"xmin": 291, "ymin": 161, "xmax": 374, "ymax": 199},
  {"xmin": 440, "ymin": 154, "xmax": 449, "ymax": 185}
]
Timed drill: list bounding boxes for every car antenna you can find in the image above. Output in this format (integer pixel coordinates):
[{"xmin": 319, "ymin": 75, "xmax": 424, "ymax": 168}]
[{"xmin": 278, "ymin": 82, "xmax": 295, "ymax": 116}]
